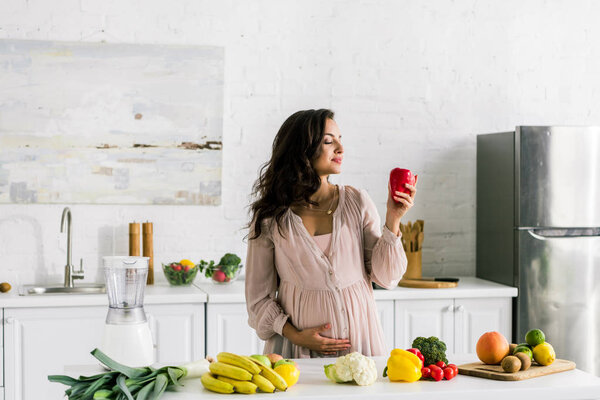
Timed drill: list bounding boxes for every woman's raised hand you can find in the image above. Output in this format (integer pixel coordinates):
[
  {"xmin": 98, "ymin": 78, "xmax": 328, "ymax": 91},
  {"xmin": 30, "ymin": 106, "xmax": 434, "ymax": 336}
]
[{"xmin": 285, "ymin": 322, "xmax": 351, "ymax": 356}]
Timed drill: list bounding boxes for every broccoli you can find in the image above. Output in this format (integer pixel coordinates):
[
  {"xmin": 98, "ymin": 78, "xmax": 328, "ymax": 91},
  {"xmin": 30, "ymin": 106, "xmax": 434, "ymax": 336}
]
[
  {"xmin": 218, "ymin": 253, "xmax": 241, "ymax": 266},
  {"xmin": 411, "ymin": 336, "xmax": 448, "ymax": 366}
]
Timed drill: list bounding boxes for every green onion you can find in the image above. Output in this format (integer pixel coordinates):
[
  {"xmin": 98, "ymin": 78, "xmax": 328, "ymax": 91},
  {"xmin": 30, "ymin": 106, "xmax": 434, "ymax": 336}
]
[{"xmin": 48, "ymin": 348, "xmax": 210, "ymax": 399}]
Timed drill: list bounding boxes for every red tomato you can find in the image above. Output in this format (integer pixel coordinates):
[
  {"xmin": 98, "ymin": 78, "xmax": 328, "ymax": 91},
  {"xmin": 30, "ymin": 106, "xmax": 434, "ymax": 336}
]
[
  {"xmin": 389, "ymin": 168, "xmax": 416, "ymax": 198},
  {"xmin": 443, "ymin": 367, "xmax": 455, "ymax": 380},
  {"xmin": 421, "ymin": 367, "xmax": 431, "ymax": 378},
  {"xmin": 431, "ymin": 368, "xmax": 444, "ymax": 381},
  {"xmin": 448, "ymin": 364, "xmax": 458, "ymax": 375},
  {"xmin": 435, "ymin": 361, "xmax": 447, "ymax": 369},
  {"xmin": 428, "ymin": 364, "xmax": 441, "ymax": 372},
  {"xmin": 184, "ymin": 266, "xmax": 191, "ymax": 272},
  {"xmin": 172, "ymin": 264, "xmax": 182, "ymax": 271},
  {"xmin": 406, "ymin": 348, "xmax": 425, "ymax": 367}
]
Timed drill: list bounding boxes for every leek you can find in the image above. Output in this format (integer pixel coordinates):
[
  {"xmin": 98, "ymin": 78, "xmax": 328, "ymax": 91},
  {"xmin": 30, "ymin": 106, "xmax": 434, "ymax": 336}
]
[{"xmin": 49, "ymin": 348, "xmax": 210, "ymax": 400}]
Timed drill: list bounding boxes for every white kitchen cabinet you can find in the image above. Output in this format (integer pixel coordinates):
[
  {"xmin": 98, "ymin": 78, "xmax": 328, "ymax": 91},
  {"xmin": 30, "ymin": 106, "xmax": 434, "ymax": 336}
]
[
  {"xmin": 145, "ymin": 303, "xmax": 205, "ymax": 363},
  {"xmin": 454, "ymin": 297, "xmax": 512, "ymax": 354},
  {"xmin": 394, "ymin": 297, "xmax": 511, "ymax": 355},
  {"xmin": 4, "ymin": 306, "xmax": 106, "ymax": 400},
  {"xmin": 394, "ymin": 299, "xmax": 455, "ymax": 351},
  {"xmin": 4, "ymin": 303, "xmax": 205, "ymax": 400},
  {"xmin": 375, "ymin": 300, "xmax": 395, "ymax": 352},
  {"xmin": 206, "ymin": 303, "xmax": 264, "ymax": 357},
  {"xmin": 0, "ymin": 308, "xmax": 4, "ymax": 389}
]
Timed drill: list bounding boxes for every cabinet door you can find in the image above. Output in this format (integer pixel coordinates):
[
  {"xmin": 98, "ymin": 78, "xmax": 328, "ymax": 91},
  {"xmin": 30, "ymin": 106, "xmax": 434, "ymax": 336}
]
[
  {"xmin": 146, "ymin": 303, "xmax": 205, "ymax": 363},
  {"xmin": 4, "ymin": 306, "xmax": 106, "ymax": 400},
  {"xmin": 206, "ymin": 303, "xmax": 264, "ymax": 356},
  {"xmin": 375, "ymin": 300, "xmax": 395, "ymax": 351},
  {"xmin": 395, "ymin": 299, "xmax": 454, "ymax": 352},
  {"xmin": 454, "ymin": 297, "xmax": 512, "ymax": 354}
]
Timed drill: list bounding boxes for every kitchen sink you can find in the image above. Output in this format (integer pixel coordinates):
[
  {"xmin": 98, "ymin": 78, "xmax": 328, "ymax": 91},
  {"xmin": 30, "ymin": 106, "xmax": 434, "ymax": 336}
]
[{"xmin": 20, "ymin": 284, "xmax": 106, "ymax": 295}]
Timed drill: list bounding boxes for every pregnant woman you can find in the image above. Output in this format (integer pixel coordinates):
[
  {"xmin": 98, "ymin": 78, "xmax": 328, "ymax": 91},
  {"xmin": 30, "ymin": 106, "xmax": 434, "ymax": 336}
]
[{"xmin": 245, "ymin": 109, "xmax": 417, "ymax": 358}]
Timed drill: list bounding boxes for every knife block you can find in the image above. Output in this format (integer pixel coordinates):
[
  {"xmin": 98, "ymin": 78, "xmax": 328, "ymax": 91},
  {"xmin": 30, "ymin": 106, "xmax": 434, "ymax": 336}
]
[{"xmin": 402, "ymin": 250, "xmax": 422, "ymax": 280}]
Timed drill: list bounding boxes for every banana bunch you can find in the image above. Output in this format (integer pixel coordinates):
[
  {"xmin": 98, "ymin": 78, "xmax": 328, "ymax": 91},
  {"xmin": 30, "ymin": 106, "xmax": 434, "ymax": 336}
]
[{"xmin": 201, "ymin": 352, "xmax": 289, "ymax": 394}]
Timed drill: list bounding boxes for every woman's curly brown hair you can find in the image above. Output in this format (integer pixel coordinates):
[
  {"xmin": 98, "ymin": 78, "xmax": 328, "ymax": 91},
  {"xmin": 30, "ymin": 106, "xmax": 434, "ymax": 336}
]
[{"xmin": 247, "ymin": 109, "xmax": 335, "ymax": 239}]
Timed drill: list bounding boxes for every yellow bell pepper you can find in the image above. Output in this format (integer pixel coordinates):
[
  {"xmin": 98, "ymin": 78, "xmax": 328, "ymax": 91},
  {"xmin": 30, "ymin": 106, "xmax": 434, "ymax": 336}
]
[{"xmin": 383, "ymin": 349, "xmax": 422, "ymax": 382}]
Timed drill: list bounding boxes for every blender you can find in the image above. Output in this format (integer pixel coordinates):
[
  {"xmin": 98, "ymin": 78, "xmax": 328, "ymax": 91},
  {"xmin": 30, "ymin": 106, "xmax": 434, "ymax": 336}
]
[{"xmin": 100, "ymin": 256, "xmax": 154, "ymax": 367}]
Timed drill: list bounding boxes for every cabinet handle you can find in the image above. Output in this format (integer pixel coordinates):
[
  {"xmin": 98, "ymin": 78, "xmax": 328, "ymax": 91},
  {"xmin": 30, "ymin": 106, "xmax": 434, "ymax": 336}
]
[
  {"xmin": 445, "ymin": 305, "xmax": 454, "ymax": 312},
  {"xmin": 5, "ymin": 317, "xmax": 14, "ymax": 324},
  {"xmin": 456, "ymin": 305, "xmax": 465, "ymax": 312}
]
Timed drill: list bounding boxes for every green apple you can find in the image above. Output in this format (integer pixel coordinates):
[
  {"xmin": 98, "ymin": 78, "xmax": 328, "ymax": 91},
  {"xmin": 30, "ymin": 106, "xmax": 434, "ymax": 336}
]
[
  {"xmin": 273, "ymin": 358, "xmax": 298, "ymax": 369},
  {"xmin": 250, "ymin": 354, "xmax": 271, "ymax": 368}
]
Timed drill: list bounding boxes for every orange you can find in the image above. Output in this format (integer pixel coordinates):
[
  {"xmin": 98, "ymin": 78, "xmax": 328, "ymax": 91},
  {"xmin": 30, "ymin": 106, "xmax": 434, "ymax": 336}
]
[{"xmin": 273, "ymin": 364, "xmax": 300, "ymax": 387}]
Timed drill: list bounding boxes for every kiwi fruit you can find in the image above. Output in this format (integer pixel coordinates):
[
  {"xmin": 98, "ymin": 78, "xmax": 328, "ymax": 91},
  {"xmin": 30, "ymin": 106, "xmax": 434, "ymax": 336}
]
[
  {"xmin": 0, "ymin": 282, "xmax": 11, "ymax": 293},
  {"xmin": 501, "ymin": 356, "xmax": 522, "ymax": 373},
  {"xmin": 509, "ymin": 343, "xmax": 518, "ymax": 354},
  {"xmin": 514, "ymin": 352, "xmax": 531, "ymax": 371}
]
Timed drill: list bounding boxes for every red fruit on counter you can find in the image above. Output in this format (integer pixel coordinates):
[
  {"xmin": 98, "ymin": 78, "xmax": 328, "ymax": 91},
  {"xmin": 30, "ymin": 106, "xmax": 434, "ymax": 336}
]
[
  {"xmin": 430, "ymin": 368, "xmax": 444, "ymax": 381},
  {"xmin": 213, "ymin": 270, "xmax": 227, "ymax": 282},
  {"xmin": 406, "ymin": 348, "xmax": 425, "ymax": 367},
  {"xmin": 389, "ymin": 168, "xmax": 416, "ymax": 198},
  {"xmin": 448, "ymin": 364, "xmax": 458, "ymax": 375},
  {"xmin": 428, "ymin": 364, "xmax": 441, "ymax": 372},
  {"xmin": 421, "ymin": 367, "xmax": 431, "ymax": 378},
  {"xmin": 435, "ymin": 361, "xmax": 447, "ymax": 369},
  {"xmin": 443, "ymin": 367, "xmax": 455, "ymax": 380}
]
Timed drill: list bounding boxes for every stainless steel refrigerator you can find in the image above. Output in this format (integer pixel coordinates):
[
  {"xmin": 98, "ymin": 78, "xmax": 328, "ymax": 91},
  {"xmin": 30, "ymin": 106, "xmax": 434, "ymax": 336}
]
[{"xmin": 477, "ymin": 126, "xmax": 600, "ymax": 376}]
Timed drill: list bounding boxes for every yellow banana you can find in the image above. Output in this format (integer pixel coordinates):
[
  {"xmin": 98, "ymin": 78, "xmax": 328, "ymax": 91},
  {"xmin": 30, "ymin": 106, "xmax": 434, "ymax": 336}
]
[
  {"xmin": 217, "ymin": 352, "xmax": 261, "ymax": 375},
  {"xmin": 252, "ymin": 373, "xmax": 276, "ymax": 393},
  {"xmin": 209, "ymin": 361, "xmax": 253, "ymax": 381},
  {"xmin": 244, "ymin": 356, "xmax": 288, "ymax": 391},
  {"xmin": 217, "ymin": 375, "xmax": 258, "ymax": 394},
  {"xmin": 201, "ymin": 373, "xmax": 234, "ymax": 394}
]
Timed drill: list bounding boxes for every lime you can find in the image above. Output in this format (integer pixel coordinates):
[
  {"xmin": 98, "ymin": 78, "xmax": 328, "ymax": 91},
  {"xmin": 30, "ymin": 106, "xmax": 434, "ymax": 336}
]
[
  {"xmin": 513, "ymin": 345, "xmax": 533, "ymax": 360},
  {"xmin": 525, "ymin": 329, "xmax": 545, "ymax": 347},
  {"xmin": 533, "ymin": 342, "xmax": 555, "ymax": 366}
]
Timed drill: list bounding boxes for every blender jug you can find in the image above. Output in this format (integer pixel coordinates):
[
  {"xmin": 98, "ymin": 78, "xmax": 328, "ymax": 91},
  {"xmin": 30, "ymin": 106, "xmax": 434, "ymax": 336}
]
[{"xmin": 100, "ymin": 256, "xmax": 154, "ymax": 367}]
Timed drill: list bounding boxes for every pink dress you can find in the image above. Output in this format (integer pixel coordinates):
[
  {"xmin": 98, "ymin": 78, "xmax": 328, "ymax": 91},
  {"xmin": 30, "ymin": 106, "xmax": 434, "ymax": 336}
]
[{"xmin": 245, "ymin": 185, "xmax": 407, "ymax": 358}]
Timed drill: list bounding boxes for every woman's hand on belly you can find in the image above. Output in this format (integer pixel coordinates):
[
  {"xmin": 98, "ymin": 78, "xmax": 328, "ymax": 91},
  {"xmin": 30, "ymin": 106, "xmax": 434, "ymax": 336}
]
[{"xmin": 283, "ymin": 322, "xmax": 351, "ymax": 356}]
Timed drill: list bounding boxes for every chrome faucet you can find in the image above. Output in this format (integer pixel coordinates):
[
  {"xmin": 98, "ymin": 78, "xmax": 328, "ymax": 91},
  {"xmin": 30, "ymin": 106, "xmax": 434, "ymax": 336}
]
[{"xmin": 61, "ymin": 207, "xmax": 84, "ymax": 287}]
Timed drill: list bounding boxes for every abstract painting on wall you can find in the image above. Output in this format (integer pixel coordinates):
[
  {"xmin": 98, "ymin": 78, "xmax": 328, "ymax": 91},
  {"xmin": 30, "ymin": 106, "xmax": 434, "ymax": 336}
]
[{"xmin": 0, "ymin": 39, "xmax": 223, "ymax": 205}]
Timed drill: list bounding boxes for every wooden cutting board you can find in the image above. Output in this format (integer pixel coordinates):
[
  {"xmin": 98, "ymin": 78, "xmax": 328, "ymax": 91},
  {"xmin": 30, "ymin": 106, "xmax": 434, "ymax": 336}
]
[
  {"xmin": 458, "ymin": 359, "xmax": 576, "ymax": 381},
  {"xmin": 399, "ymin": 279, "xmax": 458, "ymax": 288}
]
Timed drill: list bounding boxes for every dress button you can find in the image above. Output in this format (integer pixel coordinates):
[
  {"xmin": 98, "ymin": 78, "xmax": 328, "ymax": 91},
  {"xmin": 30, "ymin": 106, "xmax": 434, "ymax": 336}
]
[{"xmin": 329, "ymin": 269, "xmax": 333, "ymax": 275}]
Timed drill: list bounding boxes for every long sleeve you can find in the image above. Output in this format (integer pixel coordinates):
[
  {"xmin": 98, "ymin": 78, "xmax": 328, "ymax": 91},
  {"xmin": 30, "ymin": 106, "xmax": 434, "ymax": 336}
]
[
  {"xmin": 360, "ymin": 189, "xmax": 408, "ymax": 289},
  {"xmin": 245, "ymin": 224, "xmax": 289, "ymax": 341}
]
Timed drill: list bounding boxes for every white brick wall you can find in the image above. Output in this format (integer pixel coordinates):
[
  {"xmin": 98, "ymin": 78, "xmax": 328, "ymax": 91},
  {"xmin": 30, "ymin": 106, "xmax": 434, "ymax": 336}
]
[{"xmin": 1, "ymin": 0, "xmax": 600, "ymax": 287}]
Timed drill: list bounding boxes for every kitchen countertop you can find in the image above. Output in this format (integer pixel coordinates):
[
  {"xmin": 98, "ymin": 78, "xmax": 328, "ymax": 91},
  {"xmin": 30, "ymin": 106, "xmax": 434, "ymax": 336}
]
[
  {"xmin": 0, "ymin": 276, "xmax": 516, "ymax": 308},
  {"xmin": 65, "ymin": 354, "xmax": 600, "ymax": 400},
  {"xmin": 194, "ymin": 276, "xmax": 517, "ymax": 303},
  {"xmin": 0, "ymin": 283, "xmax": 207, "ymax": 308}
]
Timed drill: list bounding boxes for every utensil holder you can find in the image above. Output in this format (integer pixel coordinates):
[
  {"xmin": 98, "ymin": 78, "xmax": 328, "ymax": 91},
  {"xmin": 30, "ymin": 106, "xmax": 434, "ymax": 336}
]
[{"xmin": 403, "ymin": 250, "xmax": 422, "ymax": 280}]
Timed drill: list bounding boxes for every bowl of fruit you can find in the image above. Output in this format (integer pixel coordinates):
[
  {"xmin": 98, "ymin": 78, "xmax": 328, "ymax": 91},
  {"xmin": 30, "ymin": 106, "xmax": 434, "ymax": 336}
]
[
  {"xmin": 162, "ymin": 259, "xmax": 199, "ymax": 286},
  {"xmin": 199, "ymin": 253, "xmax": 243, "ymax": 284}
]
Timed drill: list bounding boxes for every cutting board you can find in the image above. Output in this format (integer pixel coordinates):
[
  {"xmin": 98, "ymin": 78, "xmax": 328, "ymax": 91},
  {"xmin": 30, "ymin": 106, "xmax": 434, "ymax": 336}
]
[
  {"xmin": 399, "ymin": 279, "xmax": 458, "ymax": 288},
  {"xmin": 458, "ymin": 359, "xmax": 576, "ymax": 381}
]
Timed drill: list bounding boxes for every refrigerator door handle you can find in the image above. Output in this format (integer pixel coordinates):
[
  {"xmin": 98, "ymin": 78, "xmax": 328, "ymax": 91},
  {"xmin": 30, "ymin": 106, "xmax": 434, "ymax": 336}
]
[{"xmin": 526, "ymin": 228, "xmax": 600, "ymax": 240}]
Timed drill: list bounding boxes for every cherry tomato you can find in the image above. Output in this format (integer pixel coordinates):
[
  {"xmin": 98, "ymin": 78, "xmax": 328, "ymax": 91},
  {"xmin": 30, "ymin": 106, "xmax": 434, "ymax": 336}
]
[
  {"xmin": 431, "ymin": 368, "xmax": 444, "ymax": 381},
  {"xmin": 448, "ymin": 364, "xmax": 459, "ymax": 375},
  {"xmin": 443, "ymin": 367, "xmax": 455, "ymax": 380},
  {"xmin": 421, "ymin": 367, "xmax": 431, "ymax": 378},
  {"xmin": 436, "ymin": 361, "xmax": 447, "ymax": 369},
  {"xmin": 428, "ymin": 364, "xmax": 441, "ymax": 372}
]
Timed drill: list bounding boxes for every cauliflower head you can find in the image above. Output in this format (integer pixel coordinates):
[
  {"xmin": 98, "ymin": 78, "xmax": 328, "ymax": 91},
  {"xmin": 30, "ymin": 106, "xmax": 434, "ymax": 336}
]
[{"xmin": 326, "ymin": 352, "xmax": 377, "ymax": 386}]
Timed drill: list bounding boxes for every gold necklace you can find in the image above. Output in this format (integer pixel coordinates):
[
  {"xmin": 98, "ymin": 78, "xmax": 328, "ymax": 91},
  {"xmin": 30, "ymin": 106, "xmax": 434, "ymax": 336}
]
[{"xmin": 304, "ymin": 185, "xmax": 337, "ymax": 215}]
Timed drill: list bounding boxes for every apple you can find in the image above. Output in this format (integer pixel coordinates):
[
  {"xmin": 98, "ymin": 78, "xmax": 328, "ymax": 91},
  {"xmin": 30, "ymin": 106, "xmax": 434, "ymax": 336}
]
[
  {"xmin": 213, "ymin": 270, "xmax": 227, "ymax": 282},
  {"xmin": 250, "ymin": 354, "xmax": 271, "ymax": 368},
  {"xmin": 273, "ymin": 358, "xmax": 299, "ymax": 370},
  {"xmin": 389, "ymin": 168, "xmax": 416, "ymax": 199},
  {"xmin": 266, "ymin": 353, "xmax": 283, "ymax": 365}
]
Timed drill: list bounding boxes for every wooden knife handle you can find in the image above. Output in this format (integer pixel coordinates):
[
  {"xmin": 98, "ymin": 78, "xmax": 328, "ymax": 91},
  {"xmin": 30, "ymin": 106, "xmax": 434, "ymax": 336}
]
[{"xmin": 142, "ymin": 222, "xmax": 154, "ymax": 285}]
